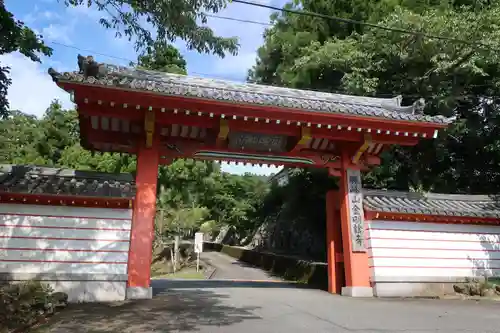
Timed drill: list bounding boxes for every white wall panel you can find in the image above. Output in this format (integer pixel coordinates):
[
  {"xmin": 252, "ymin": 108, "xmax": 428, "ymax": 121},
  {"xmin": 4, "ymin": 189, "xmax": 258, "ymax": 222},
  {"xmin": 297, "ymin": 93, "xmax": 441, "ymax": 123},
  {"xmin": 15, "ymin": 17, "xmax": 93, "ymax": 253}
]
[
  {"xmin": 1, "ymin": 249, "xmax": 128, "ymax": 262},
  {"xmin": 0, "ymin": 226, "xmax": 130, "ymax": 241},
  {"xmin": 0, "ymin": 203, "xmax": 132, "ymax": 277},
  {"xmin": 367, "ymin": 219, "xmax": 500, "ymax": 280},
  {"xmin": 371, "ymin": 267, "xmax": 493, "ymax": 278},
  {"xmin": 0, "ymin": 261, "xmax": 127, "ymax": 274},
  {"xmin": 0, "ymin": 215, "xmax": 131, "ymax": 230},
  {"xmin": 370, "ymin": 248, "xmax": 500, "ymax": 260},
  {"xmin": 0, "ymin": 204, "xmax": 132, "ymax": 219},
  {"xmin": 0, "ymin": 238, "xmax": 129, "ymax": 251},
  {"xmin": 369, "ymin": 238, "xmax": 492, "ymax": 251},
  {"xmin": 369, "ymin": 229, "xmax": 499, "ymax": 243}
]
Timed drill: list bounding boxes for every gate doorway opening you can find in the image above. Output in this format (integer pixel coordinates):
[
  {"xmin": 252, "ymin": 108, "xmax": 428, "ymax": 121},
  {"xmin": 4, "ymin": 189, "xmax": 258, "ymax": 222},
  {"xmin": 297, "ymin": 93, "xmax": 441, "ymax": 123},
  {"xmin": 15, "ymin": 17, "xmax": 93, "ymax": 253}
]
[{"xmin": 48, "ymin": 59, "xmax": 452, "ymax": 298}]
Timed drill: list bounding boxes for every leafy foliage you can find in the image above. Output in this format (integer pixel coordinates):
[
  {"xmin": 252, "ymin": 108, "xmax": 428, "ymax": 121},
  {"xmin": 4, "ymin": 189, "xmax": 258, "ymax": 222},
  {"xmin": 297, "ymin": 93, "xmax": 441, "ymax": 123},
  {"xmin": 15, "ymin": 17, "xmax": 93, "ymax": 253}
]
[
  {"xmin": 0, "ymin": 2, "xmax": 52, "ymax": 117},
  {"xmin": 250, "ymin": 0, "xmax": 500, "ymax": 194},
  {"xmin": 63, "ymin": 0, "xmax": 239, "ymax": 57},
  {"xmin": 155, "ymin": 158, "xmax": 269, "ymax": 238},
  {"xmin": 0, "ymin": 281, "xmax": 67, "ymax": 331},
  {"xmin": 135, "ymin": 42, "xmax": 188, "ymax": 74}
]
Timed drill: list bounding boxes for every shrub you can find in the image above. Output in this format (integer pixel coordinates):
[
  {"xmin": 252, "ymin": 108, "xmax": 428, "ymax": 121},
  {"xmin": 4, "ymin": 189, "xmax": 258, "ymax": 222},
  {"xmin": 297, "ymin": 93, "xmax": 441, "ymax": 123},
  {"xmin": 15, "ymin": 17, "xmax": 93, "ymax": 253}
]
[{"xmin": 0, "ymin": 281, "xmax": 67, "ymax": 331}]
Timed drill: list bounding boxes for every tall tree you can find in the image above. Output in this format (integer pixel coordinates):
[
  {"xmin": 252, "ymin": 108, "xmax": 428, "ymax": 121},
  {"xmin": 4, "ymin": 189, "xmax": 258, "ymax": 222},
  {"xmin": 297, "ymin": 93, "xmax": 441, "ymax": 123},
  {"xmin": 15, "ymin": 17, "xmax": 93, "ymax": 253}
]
[
  {"xmin": 135, "ymin": 42, "xmax": 188, "ymax": 74},
  {"xmin": 64, "ymin": 0, "xmax": 239, "ymax": 57},
  {"xmin": 0, "ymin": 2, "xmax": 52, "ymax": 117},
  {"xmin": 1, "ymin": 0, "xmax": 238, "ymax": 116},
  {"xmin": 250, "ymin": 1, "xmax": 500, "ymax": 194}
]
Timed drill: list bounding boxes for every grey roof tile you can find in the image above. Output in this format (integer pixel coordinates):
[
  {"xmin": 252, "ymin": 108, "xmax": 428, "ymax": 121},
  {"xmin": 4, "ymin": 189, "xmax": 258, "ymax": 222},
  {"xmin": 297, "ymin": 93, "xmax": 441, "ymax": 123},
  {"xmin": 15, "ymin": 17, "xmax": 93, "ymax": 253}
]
[
  {"xmin": 48, "ymin": 62, "xmax": 453, "ymax": 125},
  {"xmin": 363, "ymin": 189, "xmax": 500, "ymax": 219},
  {"xmin": 0, "ymin": 165, "xmax": 135, "ymax": 198}
]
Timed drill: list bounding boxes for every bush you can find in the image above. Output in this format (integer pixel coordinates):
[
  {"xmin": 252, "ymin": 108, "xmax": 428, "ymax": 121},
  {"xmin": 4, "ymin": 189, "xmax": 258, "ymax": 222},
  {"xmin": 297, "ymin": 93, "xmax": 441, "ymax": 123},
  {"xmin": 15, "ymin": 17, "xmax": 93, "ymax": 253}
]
[{"xmin": 0, "ymin": 281, "xmax": 67, "ymax": 331}]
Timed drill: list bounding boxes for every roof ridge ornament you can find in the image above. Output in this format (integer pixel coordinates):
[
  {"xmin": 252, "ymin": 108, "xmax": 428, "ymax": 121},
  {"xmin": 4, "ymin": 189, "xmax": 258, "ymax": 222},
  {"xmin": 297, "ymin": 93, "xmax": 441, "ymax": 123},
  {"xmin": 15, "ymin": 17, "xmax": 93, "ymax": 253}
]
[
  {"xmin": 77, "ymin": 54, "xmax": 107, "ymax": 79},
  {"xmin": 381, "ymin": 96, "xmax": 426, "ymax": 115}
]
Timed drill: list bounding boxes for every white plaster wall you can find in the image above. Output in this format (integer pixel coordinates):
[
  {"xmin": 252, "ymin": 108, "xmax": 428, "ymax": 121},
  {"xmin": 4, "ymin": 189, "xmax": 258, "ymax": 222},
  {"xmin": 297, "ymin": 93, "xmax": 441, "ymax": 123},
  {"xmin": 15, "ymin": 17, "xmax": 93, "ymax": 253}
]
[
  {"xmin": 0, "ymin": 203, "xmax": 132, "ymax": 302},
  {"xmin": 366, "ymin": 220, "xmax": 500, "ymax": 297}
]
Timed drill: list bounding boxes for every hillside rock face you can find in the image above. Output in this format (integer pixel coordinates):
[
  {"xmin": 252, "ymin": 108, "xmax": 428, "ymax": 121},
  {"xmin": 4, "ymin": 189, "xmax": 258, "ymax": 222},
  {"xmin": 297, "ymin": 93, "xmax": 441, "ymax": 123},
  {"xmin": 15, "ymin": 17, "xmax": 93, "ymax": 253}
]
[{"xmin": 216, "ymin": 206, "xmax": 327, "ymax": 261}]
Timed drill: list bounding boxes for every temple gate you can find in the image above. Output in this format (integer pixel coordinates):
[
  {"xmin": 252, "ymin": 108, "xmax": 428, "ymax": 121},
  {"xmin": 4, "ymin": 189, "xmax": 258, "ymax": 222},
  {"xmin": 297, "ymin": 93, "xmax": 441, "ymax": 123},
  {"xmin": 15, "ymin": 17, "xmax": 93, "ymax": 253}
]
[{"xmin": 48, "ymin": 58, "xmax": 453, "ymax": 298}]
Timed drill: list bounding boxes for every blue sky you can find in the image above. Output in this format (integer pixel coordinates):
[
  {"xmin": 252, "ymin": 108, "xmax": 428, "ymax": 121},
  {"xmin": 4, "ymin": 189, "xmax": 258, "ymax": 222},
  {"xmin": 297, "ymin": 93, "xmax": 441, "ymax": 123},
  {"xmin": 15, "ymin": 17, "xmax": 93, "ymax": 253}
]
[{"xmin": 2, "ymin": 0, "xmax": 287, "ymax": 175}]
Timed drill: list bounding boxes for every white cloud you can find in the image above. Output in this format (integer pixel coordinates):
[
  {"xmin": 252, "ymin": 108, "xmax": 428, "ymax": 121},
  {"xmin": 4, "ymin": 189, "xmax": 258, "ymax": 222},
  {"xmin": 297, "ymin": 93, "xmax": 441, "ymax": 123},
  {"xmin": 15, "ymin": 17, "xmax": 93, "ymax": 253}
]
[
  {"xmin": 221, "ymin": 162, "xmax": 282, "ymax": 176},
  {"xmin": 42, "ymin": 23, "xmax": 74, "ymax": 45},
  {"xmin": 42, "ymin": 11, "xmax": 60, "ymax": 20},
  {"xmin": 66, "ymin": 5, "xmax": 105, "ymax": 20},
  {"xmin": 0, "ymin": 53, "xmax": 73, "ymax": 117}
]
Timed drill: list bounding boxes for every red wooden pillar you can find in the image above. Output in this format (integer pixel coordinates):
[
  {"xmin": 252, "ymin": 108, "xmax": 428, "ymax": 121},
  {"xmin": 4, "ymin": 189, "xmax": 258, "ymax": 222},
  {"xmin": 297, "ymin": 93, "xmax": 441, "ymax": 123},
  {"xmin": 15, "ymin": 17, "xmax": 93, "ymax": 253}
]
[
  {"xmin": 338, "ymin": 150, "xmax": 373, "ymax": 297},
  {"xmin": 126, "ymin": 132, "xmax": 160, "ymax": 299},
  {"xmin": 326, "ymin": 190, "xmax": 343, "ymax": 294}
]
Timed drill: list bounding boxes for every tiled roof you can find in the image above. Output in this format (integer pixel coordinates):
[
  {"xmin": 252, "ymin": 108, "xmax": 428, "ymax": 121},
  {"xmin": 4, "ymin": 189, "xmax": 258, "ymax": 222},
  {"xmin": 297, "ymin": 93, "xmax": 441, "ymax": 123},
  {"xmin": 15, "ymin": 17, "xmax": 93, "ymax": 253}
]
[
  {"xmin": 48, "ymin": 61, "xmax": 453, "ymax": 125},
  {"xmin": 0, "ymin": 165, "xmax": 135, "ymax": 198},
  {"xmin": 363, "ymin": 189, "xmax": 500, "ymax": 218}
]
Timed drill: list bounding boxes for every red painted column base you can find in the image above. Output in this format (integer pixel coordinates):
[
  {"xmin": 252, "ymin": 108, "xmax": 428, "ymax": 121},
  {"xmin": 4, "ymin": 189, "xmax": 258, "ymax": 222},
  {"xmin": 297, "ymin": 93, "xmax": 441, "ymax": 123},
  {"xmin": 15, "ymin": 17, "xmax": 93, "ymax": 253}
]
[
  {"xmin": 326, "ymin": 190, "xmax": 344, "ymax": 294},
  {"xmin": 126, "ymin": 139, "xmax": 160, "ymax": 299},
  {"xmin": 338, "ymin": 152, "xmax": 373, "ymax": 297}
]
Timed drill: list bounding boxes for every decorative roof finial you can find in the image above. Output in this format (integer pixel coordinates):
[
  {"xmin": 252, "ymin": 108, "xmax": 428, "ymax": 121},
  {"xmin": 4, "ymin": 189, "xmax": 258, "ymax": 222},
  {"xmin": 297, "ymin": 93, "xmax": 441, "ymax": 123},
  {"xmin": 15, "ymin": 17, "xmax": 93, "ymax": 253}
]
[{"xmin": 77, "ymin": 54, "xmax": 107, "ymax": 78}]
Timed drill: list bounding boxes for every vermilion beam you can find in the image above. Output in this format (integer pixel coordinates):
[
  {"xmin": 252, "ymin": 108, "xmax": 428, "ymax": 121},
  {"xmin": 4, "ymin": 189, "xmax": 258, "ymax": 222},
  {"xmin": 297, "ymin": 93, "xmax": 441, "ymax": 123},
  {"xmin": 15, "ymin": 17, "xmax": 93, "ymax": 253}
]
[{"xmin": 76, "ymin": 97, "xmax": 424, "ymax": 146}]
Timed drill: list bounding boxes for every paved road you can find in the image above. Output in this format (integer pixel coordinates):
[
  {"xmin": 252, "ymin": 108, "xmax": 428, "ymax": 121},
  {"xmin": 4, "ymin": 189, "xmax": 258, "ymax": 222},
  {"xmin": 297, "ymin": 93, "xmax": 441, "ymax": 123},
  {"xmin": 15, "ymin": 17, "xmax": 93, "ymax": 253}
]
[
  {"xmin": 43, "ymin": 251, "xmax": 500, "ymax": 333},
  {"xmin": 200, "ymin": 250, "xmax": 282, "ymax": 281},
  {"xmin": 152, "ymin": 251, "xmax": 500, "ymax": 333}
]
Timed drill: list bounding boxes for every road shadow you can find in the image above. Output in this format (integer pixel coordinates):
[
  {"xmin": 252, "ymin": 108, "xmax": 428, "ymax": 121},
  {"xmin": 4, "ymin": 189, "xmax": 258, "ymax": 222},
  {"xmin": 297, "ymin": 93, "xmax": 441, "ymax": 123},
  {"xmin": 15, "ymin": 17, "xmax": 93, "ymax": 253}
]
[
  {"xmin": 152, "ymin": 278, "xmax": 308, "ymax": 292},
  {"xmin": 41, "ymin": 288, "xmax": 261, "ymax": 333}
]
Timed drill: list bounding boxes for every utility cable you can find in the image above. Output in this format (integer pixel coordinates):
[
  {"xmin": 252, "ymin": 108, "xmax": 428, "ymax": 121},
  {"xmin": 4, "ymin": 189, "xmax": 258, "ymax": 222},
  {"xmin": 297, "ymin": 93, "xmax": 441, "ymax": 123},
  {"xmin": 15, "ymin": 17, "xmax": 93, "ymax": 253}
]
[
  {"xmin": 46, "ymin": 42, "xmax": 500, "ymax": 99},
  {"xmin": 231, "ymin": 0, "xmax": 497, "ymax": 50}
]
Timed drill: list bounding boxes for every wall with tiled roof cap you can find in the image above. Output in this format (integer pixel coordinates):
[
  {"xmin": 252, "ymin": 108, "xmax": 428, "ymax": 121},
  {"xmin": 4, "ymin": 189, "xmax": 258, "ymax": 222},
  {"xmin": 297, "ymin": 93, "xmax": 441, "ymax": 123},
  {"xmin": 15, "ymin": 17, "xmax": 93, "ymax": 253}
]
[
  {"xmin": 0, "ymin": 164, "xmax": 136, "ymax": 198},
  {"xmin": 0, "ymin": 165, "xmax": 135, "ymax": 302},
  {"xmin": 363, "ymin": 190, "xmax": 500, "ymax": 297}
]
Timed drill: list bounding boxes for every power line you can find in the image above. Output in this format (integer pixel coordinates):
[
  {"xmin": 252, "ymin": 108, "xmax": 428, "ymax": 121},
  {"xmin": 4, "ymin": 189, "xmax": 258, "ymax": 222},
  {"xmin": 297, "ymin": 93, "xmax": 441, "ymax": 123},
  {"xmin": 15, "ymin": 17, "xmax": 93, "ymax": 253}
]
[
  {"xmin": 47, "ymin": 41, "xmax": 236, "ymax": 80},
  {"xmin": 231, "ymin": 0, "xmax": 497, "ymax": 50},
  {"xmin": 50, "ymin": 41, "xmax": 133, "ymax": 63},
  {"xmin": 204, "ymin": 13, "xmax": 270, "ymax": 26},
  {"xmin": 46, "ymin": 41, "xmax": 500, "ymax": 99}
]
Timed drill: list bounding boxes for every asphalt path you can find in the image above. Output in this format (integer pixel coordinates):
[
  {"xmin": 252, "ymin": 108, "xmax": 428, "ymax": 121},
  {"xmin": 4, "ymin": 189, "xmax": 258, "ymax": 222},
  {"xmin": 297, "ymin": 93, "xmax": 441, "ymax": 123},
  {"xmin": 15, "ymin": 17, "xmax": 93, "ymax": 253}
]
[
  {"xmin": 42, "ymin": 251, "xmax": 500, "ymax": 333},
  {"xmin": 151, "ymin": 251, "xmax": 500, "ymax": 333}
]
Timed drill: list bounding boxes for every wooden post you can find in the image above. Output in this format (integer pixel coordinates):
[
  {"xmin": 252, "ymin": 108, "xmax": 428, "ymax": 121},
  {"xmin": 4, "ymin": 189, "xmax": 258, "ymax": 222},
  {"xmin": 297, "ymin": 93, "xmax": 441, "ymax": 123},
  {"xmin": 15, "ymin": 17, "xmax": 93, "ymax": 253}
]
[
  {"xmin": 338, "ymin": 150, "xmax": 373, "ymax": 297},
  {"xmin": 126, "ymin": 122, "xmax": 160, "ymax": 300},
  {"xmin": 326, "ymin": 190, "xmax": 345, "ymax": 294}
]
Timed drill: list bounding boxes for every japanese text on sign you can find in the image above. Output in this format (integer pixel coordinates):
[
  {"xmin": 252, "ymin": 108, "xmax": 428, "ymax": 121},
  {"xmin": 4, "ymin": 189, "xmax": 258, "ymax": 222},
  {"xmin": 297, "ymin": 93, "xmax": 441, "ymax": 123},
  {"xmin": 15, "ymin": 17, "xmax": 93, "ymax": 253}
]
[{"xmin": 346, "ymin": 169, "xmax": 365, "ymax": 252}]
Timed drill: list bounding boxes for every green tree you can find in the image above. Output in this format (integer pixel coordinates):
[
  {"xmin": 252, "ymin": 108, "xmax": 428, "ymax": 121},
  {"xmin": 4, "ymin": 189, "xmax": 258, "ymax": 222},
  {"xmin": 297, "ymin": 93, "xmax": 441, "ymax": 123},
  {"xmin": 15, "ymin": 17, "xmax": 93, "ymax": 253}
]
[
  {"xmin": 136, "ymin": 42, "xmax": 188, "ymax": 74},
  {"xmin": 250, "ymin": 1, "xmax": 500, "ymax": 194},
  {"xmin": 0, "ymin": 2, "xmax": 52, "ymax": 117},
  {"xmin": 0, "ymin": 111, "xmax": 45, "ymax": 164},
  {"xmin": 64, "ymin": 0, "xmax": 238, "ymax": 57}
]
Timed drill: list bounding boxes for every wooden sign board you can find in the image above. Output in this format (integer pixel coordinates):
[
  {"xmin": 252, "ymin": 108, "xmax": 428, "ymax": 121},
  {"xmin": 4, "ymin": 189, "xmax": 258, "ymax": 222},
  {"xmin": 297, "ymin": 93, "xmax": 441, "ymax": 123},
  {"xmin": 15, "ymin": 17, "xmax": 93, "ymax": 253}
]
[{"xmin": 346, "ymin": 169, "xmax": 366, "ymax": 252}]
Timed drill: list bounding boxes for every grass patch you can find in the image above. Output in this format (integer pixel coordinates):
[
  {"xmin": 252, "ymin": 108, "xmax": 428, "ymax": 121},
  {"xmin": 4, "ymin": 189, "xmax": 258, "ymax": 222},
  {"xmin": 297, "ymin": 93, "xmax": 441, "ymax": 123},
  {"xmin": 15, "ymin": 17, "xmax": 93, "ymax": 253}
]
[{"xmin": 152, "ymin": 269, "xmax": 205, "ymax": 280}]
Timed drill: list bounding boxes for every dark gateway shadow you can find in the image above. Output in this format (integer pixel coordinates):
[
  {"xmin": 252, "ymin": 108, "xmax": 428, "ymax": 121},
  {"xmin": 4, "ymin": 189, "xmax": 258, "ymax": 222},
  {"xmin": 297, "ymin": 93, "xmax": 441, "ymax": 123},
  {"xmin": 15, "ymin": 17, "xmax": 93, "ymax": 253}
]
[
  {"xmin": 42, "ymin": 288, "xmax": 262, "ymax": 333},
  {"xmin": 152, "ymin": 278, "xmax": 308, "ymax": 292}
]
